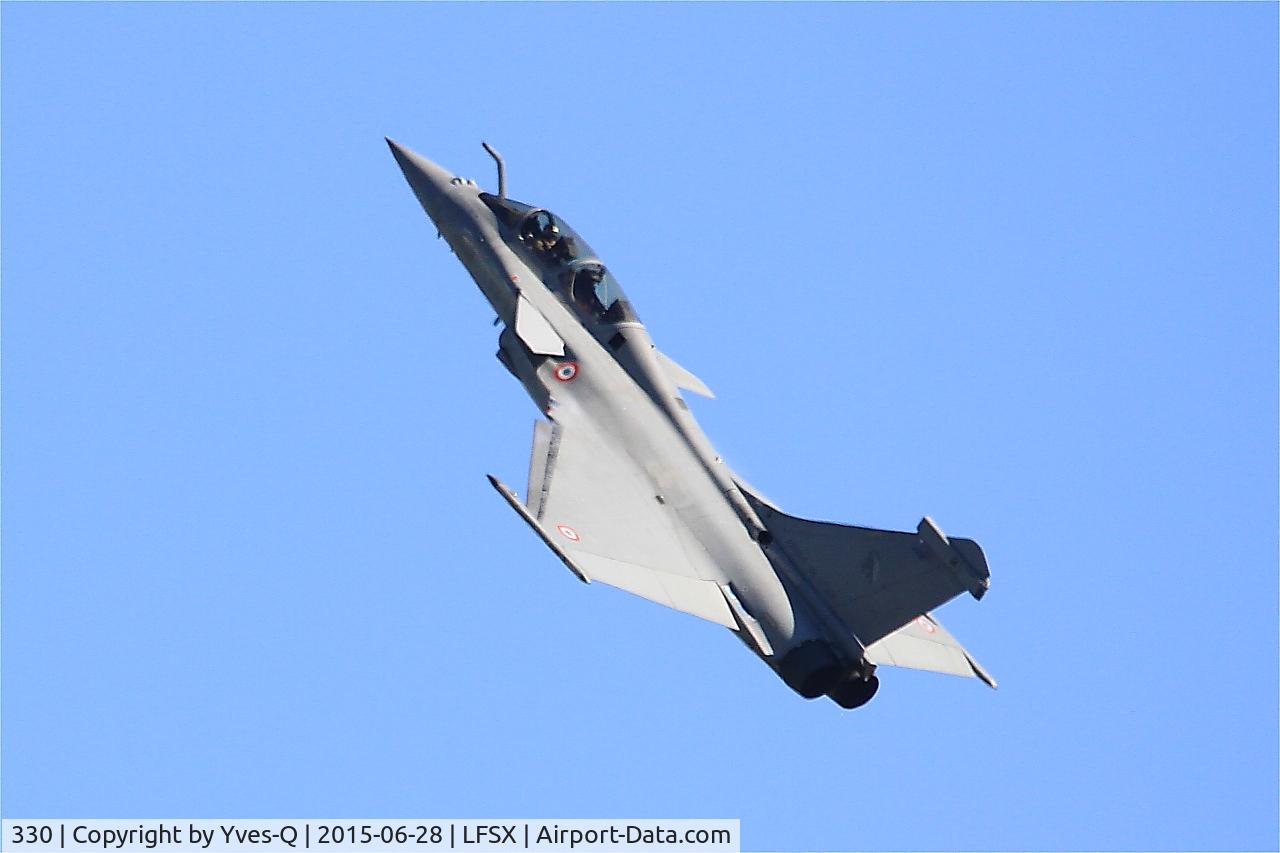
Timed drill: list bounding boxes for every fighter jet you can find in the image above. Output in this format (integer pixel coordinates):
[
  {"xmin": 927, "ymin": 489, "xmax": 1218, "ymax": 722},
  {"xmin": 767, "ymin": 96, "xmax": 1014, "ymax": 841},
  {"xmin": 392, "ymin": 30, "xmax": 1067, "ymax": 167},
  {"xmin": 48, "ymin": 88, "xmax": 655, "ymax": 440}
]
[{"xmin": 387, "ymin": 138, "xmax": 995, "ymax": 709}]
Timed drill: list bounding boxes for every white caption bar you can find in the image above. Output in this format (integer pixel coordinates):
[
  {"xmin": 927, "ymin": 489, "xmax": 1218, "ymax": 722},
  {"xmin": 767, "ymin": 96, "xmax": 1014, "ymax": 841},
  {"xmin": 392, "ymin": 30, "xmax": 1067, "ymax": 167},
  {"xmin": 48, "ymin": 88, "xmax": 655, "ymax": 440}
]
[{"xmin": 1, "ymin": 820, "xmax": 739, "ymax": 853}]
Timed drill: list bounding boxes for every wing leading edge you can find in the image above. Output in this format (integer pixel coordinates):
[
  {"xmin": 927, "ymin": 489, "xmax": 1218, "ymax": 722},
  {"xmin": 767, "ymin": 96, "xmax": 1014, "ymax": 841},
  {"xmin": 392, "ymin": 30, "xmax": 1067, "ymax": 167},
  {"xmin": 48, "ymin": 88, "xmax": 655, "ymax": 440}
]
[
  {"xmin": 864, "ymin": 612, "xmax": 996, "ymax": 688},
  {"xmin": 488, "ymin": 419, "xmax": 736, "ymax": 629}
]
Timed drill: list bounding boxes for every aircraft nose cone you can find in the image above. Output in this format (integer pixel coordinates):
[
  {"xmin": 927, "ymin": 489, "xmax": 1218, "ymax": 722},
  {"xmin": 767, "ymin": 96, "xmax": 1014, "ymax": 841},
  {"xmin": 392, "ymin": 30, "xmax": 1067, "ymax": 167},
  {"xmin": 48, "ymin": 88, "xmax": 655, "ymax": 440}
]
[
  {"xmin": 385, "ymin": 137, "xmax": 461, "ymax": 225},
  {"xmin": 386, "ymin": 137, "xmax": 454, "ymax": 186}
]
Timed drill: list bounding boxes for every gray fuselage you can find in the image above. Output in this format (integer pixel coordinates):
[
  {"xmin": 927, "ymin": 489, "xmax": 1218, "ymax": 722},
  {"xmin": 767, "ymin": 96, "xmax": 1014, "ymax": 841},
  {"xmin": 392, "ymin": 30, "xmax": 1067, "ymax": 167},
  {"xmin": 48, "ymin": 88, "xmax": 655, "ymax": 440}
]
[{"xmin": 388, "ymin": 141, "xmax": 871, "ymax": 686}]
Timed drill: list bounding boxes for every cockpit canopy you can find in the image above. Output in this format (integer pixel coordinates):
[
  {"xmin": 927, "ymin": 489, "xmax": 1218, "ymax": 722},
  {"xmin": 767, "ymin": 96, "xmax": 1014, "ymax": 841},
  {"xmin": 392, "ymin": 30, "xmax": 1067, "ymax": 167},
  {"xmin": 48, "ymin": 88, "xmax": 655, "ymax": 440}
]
[
  {"xmin": 480, "ymin": 192, "xmax": 637, "ymax": 325},
  {"xmin": 479, "ymin": 192, "xmax": 536, "ymax": 230}
]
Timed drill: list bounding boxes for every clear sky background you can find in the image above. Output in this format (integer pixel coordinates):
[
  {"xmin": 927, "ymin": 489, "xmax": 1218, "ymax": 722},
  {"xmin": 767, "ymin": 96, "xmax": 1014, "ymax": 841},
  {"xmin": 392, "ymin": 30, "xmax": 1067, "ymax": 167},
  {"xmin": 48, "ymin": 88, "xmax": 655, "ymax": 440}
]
[{"xmin": 3, "ymin": 4, "xmax": 1276, "ymax": 851}]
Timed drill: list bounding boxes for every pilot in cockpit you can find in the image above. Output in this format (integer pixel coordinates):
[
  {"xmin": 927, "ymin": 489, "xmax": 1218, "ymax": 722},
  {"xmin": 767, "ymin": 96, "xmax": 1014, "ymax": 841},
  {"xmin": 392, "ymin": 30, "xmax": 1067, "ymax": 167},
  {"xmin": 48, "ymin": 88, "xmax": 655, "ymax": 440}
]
[
  {"xmin": 571, "ymin": 265, "xmax": 607, "ymax": 315},
  {"xmin": 520, "ymin": 212, "xmax": 558, "ymax": 252},
  {"xmin": 534, "ymin": 224, "xmax": 560, "ymax": 254}
]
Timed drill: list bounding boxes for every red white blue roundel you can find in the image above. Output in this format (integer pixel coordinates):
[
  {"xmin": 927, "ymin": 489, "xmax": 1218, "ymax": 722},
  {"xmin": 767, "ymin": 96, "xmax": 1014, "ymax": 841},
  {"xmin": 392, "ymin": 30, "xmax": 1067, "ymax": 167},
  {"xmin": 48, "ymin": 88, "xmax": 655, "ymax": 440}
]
[
  {"xmin": 556, "ymin": 524, "xmax": 580, "ymax": 542},
  {"xmin": 554, "ymin": 361, "xmax": 579, "ymax": 382}
]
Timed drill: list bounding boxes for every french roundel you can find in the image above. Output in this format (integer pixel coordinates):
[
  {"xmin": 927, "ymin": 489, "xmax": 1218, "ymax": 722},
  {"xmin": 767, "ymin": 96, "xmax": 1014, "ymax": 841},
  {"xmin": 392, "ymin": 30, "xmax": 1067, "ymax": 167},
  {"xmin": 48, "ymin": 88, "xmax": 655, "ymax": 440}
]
[
  {"xmin": 554, "ymin": 361, "xmax": 579, "ymax": 382},
  {"xmin": 556, "ymin": 524, "xmax": 581, "ymax": 542}
]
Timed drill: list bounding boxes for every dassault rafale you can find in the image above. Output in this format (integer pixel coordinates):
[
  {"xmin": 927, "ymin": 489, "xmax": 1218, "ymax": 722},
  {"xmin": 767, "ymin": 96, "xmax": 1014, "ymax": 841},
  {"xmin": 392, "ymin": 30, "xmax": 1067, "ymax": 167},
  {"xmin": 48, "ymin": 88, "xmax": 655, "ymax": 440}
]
[{"xmin": 388, "ymin": 139, "xmax": 995, "ymax": 709}]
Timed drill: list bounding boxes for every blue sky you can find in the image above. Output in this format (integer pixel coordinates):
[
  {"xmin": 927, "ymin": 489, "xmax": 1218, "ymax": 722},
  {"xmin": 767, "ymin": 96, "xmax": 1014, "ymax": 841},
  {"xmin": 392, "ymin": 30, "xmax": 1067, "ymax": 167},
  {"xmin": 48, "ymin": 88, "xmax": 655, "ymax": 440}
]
[{"xmin": 3, "ymin": 3, "xmax": 1276, "ymax": 851}]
